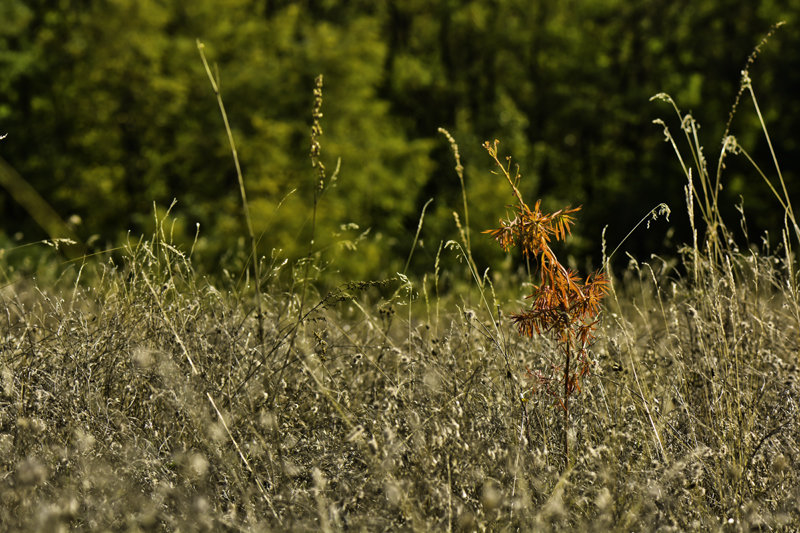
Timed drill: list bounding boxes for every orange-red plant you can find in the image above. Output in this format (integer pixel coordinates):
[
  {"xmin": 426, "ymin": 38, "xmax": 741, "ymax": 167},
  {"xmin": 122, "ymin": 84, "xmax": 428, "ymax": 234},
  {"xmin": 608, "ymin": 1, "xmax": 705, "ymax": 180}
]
[{"xmin": 483, "ymin": 140, "xmax": 608, "ymax": 467}]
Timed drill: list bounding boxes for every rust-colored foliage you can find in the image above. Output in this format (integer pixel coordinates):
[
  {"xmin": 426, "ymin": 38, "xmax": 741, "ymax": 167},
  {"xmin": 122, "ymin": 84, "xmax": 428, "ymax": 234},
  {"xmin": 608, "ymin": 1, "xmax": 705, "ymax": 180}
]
[{"xmin": 483, "ymin": 139, "xmax": 609, "ymax": 466}]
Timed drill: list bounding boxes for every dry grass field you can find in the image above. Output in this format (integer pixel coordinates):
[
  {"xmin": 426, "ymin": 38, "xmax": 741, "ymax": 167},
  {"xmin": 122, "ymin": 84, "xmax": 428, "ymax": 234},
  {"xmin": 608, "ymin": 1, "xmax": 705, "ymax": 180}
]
[{"xmin": 0, "ymin": 31, "xmax": 798, "ymax": 531}]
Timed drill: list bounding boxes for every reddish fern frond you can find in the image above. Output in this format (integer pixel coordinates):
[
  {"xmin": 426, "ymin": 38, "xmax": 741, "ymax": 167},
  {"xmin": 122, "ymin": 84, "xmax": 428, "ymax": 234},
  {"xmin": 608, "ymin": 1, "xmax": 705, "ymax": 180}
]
[
  {"xmin": 546, "ymin": 205, "xmax": 581, "ymax": 242},
  {"xmin": 513, "ymin": 304, "xmax": 556, "ymax": 338},
  {"xmin": 485, "ymin": 208, "xmax": 566, "ymax": 263},
  {"xmin": 484, "ymin": 199, "xmax": 581, "ymax": 259},
  {"xmin": 483, "ymin": 223, "xmax": 516, "ymax": 252},
  {"xmin": 581, "ymin": 273, "xmax": 610, "ymax": 315},
  {"xmin": 511, "ymin": 311, "xmax": 542, "ymax": 338},
  {"xmin": 562, "ymin": 269, "xmax": 583, "ymax": 300},
  {"xmin": 577, "ymin": 320, "xmax": 600, "ymax": 346}
]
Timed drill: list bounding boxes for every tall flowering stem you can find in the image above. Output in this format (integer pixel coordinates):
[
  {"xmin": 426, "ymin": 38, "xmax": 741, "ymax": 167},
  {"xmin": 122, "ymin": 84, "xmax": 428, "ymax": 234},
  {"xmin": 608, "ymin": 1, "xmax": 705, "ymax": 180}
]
[{"xmin": 482, "ymin": 140, "xmax": 609, "ymax": 467}]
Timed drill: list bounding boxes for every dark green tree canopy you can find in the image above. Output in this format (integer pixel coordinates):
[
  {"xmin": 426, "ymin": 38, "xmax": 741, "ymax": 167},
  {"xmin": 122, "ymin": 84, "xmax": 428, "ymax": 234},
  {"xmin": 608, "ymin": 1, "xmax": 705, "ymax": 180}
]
[{"xmin": 1, "ymin": 0, "xmax": 798, "ymax": 277}]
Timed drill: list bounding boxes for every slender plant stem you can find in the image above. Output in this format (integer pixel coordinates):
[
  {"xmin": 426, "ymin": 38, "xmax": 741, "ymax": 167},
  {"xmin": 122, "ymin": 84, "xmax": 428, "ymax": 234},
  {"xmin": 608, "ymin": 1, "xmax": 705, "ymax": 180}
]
[
  {"xmin": 196, "ymin": 40, "xmax": 265, "ymax": 348},
  {"xmin": 300, "ymin": 74, "xmax": 327, "ymax": 327},
  {"xmin": 403, "ymin": 198, "xmax": 434, "ymax": 275},
  {"xmin": 439, "ymin": 128, "xmax": 479, "ymax": 277},
  {"xmin": 564, "ymin": 345, "xmax": 570, "ymax": 469}
]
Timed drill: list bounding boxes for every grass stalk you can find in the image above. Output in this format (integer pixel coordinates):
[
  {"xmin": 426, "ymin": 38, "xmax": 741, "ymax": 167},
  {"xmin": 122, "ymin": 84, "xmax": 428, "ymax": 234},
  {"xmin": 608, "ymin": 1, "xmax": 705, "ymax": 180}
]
[
  {"xmin": 196, "ymin": 40, "xmax": 265, "ymax": 349},
  {"xmin": 439, "ymin": 128, "xmax": 479, "ymax": 279}
]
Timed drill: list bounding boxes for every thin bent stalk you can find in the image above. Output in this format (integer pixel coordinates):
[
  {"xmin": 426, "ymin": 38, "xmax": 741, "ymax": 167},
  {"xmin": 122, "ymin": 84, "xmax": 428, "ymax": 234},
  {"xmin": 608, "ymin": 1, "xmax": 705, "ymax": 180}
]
[{"xmin": 196, "ymin": 40, "xmax": 265, "ymax": 349}]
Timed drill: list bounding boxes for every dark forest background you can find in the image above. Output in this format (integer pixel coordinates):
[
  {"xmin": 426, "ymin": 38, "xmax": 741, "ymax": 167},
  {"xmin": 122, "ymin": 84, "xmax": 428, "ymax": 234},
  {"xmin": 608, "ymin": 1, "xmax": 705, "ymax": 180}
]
[{"xmin": 1, "ymin": 1, "xmax": 799, "ymax": 279}]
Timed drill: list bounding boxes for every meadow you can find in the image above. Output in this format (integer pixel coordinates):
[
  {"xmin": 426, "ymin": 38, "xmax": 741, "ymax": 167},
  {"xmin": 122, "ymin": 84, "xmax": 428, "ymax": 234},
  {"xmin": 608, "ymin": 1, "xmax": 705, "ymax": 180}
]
[{"xmin": 1, "ymin": 41, "xmax": 799, "ymax": 533}]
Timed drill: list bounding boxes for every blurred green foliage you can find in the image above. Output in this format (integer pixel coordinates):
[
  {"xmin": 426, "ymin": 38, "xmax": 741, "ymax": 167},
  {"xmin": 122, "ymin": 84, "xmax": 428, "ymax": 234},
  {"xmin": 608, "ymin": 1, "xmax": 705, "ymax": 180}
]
[{"xmin": 0, "ymin": 1, "xmax": 798, "ymax": 279}]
